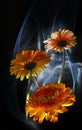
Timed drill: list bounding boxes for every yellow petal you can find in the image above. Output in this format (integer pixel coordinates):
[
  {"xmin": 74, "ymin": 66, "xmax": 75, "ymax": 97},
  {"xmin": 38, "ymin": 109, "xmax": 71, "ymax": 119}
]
[{"xmin": 57, "ymin": 106, "xmax": 68, "ymax": 113}]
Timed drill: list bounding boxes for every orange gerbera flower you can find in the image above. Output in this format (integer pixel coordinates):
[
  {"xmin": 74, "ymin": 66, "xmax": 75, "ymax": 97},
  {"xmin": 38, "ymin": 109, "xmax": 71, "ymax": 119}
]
[
  {"xmin": 43, "ymin": 29, "xmax": 76, "ymax": 52},
  {"xmin": 9, "ymin": 50, "xmax": 50, "ymax": 81},
  {"xmin": 25, "ymin": 83, "xmax": 76, "ymax": 124}
]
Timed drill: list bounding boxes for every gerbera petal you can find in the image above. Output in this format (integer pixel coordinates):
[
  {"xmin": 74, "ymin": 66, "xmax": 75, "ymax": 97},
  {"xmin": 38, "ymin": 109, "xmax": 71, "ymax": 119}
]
[
  {"xmin": 33, "ymin": 110, "xmax": 43, "ymax": 122},
  {"xmin": 50, "ymin": 115, "xmax": 58, "ymax": 123},
  {"xmin": 39, "ymin": 113, "xmax": 46, "ymax": 124},
  {"xmin": 57, "ymin": 106, "xmax": 68, "ymax": 113},
  {"xmin": 16, "ymin": 72, "xmax": 22, "ymax": 79},
  {"xmin": 38, "ymin": 111, "xmax": 46, "ymax": 124},
  {"xmin": 62, "ymin": 95, "xmax": 76, "ymax": 106},
  {"xmin": 20, "ymin": 73, "xmax": 25, "ymax": 81},
  {"xmin": 25, "ymin": 105, "xmax": 33, "ymax": 112},
  {"xmin": 29, "ymin": 108, "xmax": 41, "ymax": 117},
  {"xmin": 45, "ymin": 112, "xmax": 52, "ymax": 121}
]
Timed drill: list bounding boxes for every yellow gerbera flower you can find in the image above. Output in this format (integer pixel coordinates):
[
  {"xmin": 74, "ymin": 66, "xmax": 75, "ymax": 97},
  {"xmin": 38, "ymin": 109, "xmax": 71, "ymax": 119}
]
[
  {"xmin": 43, "ymin": 29, "xmax": 76, "ymax": 52},
  {"xmin": 25, "ymin": 83, "xmax": 76, "ymax": 124},
  {"xmin": 9, "ymin": 50, "xmax": 50, "ymax": 81}
]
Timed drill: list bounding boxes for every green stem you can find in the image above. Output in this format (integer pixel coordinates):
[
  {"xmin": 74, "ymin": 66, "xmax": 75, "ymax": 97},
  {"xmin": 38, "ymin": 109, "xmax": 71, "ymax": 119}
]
[
  {"xmin": 58, "ymin": 50, "xmax": 65, "ymax": 84},
  {"xmin": 32, "ymin": 76, "xmax": 39, "ymax": 87},
  {"xmin": 26, "ymin": 70, "xmax": 32, "ymax": 121}
]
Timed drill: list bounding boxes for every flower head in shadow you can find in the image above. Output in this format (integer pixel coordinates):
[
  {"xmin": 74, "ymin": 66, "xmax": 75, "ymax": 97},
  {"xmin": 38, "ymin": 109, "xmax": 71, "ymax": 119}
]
[
  {"xmin": 9, "ymin": 50, "xmax": 50, "ymax": 81},
  {"xmin": 25, "ymin": 83, "xmax": 75, "ymax": 124},
  {"xmin": 43, "ymin": 29, "xmax": 76, "ymax": 52}
]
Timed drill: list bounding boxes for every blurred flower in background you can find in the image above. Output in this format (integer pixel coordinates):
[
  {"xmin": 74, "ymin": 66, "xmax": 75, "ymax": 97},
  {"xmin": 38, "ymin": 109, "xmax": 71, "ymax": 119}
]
[{"xmin": 43, "ymin": 29, "xmax": 76, "ymax": 52}]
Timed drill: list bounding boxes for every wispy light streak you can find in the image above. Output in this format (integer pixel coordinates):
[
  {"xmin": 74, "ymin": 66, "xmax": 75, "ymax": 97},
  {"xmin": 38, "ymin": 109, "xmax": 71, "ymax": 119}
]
[
  {"xmin": 37, "ymin": 33, "xmax": 41, "ymax": 50},
  {"xmin": 51, "ymin": 13, "xmax": 57, "ymax": 32},
  {"xmin": 13, "ymin": 8, "xmax": 32, "ymax": 57},
  {"xmin": 65, "ymin": 50, "xmax": 77, "ymax": 93}
]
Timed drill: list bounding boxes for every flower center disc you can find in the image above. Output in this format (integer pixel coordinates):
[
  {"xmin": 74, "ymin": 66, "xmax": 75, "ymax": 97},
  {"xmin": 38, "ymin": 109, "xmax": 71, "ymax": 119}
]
[
  {"xmin": 57, "ymin": 40, "xmax": 67, "ymax": 47},
  {"xmin": 24, "ymin": 62, "xmax": 37, "ymax": 70}
]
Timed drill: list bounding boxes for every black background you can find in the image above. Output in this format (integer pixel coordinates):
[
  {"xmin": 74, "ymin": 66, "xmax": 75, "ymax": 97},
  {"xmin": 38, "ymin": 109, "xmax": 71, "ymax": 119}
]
[{"xmin": 1, "ymin": 0, "xmax": 82, "ymax": 129}]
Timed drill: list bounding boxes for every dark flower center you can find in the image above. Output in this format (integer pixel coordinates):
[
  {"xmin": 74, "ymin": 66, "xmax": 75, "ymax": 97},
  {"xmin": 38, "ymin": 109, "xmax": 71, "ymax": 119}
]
[
  {"xmin": 57, "ymin": 40, "xmax": 67, "ymax": 47},
  {"xmin": 24, "ymin": 62, "xmax": 37, "ymax": 70}
]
